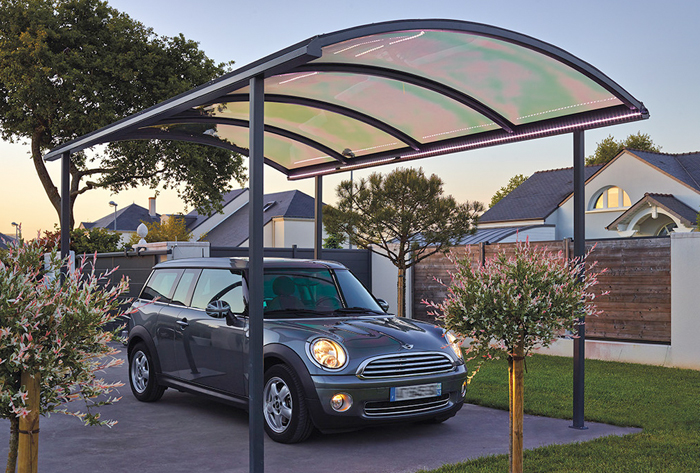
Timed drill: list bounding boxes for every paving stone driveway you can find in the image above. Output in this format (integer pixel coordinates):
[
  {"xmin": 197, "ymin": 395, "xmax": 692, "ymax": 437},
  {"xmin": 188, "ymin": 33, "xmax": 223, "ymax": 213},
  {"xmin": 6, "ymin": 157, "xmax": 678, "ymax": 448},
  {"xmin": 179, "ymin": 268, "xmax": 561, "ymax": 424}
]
[{"xmin": 0, "ymin": 346, "xmax": 640, "ymax": 473}]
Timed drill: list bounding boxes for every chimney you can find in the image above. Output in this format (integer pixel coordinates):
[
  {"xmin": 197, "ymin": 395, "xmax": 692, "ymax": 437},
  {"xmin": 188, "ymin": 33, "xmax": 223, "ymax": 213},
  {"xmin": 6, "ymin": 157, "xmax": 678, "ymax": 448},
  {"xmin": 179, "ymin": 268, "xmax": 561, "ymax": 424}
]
[{"xmin": 149, "ymin": 197, "xmax": 156, "ymax": 217}]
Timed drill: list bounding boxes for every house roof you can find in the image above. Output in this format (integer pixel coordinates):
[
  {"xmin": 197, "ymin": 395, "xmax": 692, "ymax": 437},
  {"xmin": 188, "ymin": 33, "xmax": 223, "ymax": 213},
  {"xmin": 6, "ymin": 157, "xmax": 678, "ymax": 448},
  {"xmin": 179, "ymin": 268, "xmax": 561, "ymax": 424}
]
[
  {"xmin": 626, "ymin": 150, "xmax": 700, "ymax": 193},
  {"xmin": 459, "ymin": 225, "xmax": 554, "ymax": 245},
  {"xmin": 185, "ymin": 188, "xmax": 248, "ymax": 231},
  {"xmin": 203, "ymin": 189, "xmax": 318, "ymax": 246},
  {"xmin": 480, "ymin": 165, "xmax": 603, "ymax": 223},
  {"xmin": 0, "ymin": 233, "xmax": 16, "ymax": 250},
  {"xmin": 81, "ymin": 203, "xmax": 160, "ymax": 232},
  {"xmin": 606, "ymin": 193, "xmax": 700, "ymax": 230}
]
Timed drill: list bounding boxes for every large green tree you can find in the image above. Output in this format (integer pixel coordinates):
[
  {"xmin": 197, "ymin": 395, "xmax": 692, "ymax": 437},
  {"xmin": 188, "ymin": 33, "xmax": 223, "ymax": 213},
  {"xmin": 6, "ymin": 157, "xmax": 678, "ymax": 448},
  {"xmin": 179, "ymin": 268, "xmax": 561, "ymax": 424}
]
[
  {"xmin": 490, "ymin": 173, "xmax": 527, "ymax": 208},
  {"xmin": 0, "ymin": 0, "xmax": 246, "ymax": 228},
  {"xmin": 586, "ymin": 132, "xmax": 661, "ymax": 165},
  {"xmin": 324, "ymin": 167, "xmax": 483, "ymax": 317}
]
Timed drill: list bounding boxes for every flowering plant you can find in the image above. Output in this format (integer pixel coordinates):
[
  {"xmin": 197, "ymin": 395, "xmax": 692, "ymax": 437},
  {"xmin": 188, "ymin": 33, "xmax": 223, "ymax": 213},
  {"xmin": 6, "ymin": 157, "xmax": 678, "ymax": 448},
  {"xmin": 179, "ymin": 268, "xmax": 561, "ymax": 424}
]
[{"xmin": 0, "ymin": 238, "xmax": 130, "ymax": 471}]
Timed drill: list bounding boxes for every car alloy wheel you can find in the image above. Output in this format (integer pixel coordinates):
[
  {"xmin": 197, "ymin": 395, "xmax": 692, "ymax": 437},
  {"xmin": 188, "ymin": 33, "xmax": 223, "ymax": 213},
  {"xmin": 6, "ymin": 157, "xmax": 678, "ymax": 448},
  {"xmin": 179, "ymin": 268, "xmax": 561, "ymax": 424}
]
[{"xmin": 264, "ymin": 376, "xmax": 292, "ymax": 433}]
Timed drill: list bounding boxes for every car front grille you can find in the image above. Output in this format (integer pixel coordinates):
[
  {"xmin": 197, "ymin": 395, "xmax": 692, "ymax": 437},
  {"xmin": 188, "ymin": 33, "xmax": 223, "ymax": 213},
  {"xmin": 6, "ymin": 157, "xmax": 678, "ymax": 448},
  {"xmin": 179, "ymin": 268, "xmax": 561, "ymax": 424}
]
[
  {"xmin": 356, "ymin": 352, "xmax": 456, "ymax": 379},
  {"xmin": 364, "ymin": 394, "xmax": 450, "ymax": 417}
]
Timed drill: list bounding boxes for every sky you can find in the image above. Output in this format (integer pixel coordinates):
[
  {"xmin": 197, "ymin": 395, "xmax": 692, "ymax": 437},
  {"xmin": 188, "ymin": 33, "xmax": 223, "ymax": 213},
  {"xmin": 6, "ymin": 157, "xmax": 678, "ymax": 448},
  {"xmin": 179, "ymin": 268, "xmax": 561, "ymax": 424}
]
[{"xmin": 2, "ymin": 0, "xmax": 699, "ymax": 239}]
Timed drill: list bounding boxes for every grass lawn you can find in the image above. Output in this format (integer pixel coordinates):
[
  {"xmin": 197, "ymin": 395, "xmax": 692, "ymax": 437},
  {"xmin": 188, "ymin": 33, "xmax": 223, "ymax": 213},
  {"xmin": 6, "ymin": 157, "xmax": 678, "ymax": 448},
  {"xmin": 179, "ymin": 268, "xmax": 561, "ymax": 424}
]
[{"xmin": 419, "ymin": 354, "xmax": 700, "ymax": 473}]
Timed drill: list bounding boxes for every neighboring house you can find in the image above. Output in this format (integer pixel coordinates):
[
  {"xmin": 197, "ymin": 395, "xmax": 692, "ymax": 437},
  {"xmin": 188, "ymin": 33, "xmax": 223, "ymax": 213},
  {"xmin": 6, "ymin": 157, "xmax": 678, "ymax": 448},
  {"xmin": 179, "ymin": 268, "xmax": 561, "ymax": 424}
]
[
  {"xmin": 80, "ymin": 197, "xmax": 161, "ymax": 245},
  {"xmin": 470, "ymin": 149, "xmax": 700, "ymax": 243},
  {"xmin": 185, "ymin": 188, "xmax": 323, "ymax": 248}
]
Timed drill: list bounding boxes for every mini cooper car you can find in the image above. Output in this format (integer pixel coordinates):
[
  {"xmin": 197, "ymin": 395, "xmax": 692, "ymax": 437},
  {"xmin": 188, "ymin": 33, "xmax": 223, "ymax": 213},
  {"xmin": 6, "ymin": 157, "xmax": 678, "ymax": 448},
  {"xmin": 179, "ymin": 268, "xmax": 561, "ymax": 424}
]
[{"xmin": 127, "ymin": 257, "xmax": 467, "ymax": 443}]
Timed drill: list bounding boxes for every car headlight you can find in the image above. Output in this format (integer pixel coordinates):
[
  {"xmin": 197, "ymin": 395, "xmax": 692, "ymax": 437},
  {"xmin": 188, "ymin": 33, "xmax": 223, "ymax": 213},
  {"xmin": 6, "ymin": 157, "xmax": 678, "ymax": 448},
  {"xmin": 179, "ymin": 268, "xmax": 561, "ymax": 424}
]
[
  {"xmin": 445, "ymin": 330, "xmax": 463, "ymax": 361},
  {"xmin": 309, "ymin": 338, "xmax": 347, "ymax": 370}
]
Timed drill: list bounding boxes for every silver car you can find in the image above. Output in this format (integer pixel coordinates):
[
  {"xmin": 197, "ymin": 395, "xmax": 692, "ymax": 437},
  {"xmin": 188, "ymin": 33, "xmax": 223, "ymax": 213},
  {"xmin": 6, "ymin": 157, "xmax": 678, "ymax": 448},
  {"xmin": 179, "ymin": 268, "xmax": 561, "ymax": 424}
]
[{"xmin": 127, "ymin": 257, "xmax": 467, "ymax": 443}]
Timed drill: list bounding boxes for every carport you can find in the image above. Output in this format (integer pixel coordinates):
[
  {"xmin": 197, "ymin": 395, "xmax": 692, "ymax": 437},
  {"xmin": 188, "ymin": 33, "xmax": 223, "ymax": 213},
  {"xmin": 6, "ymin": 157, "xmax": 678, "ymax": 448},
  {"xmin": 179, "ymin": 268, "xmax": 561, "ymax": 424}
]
[{"xmin": 45, "ymin": 19, "xmax": 648, "ymax": 473}]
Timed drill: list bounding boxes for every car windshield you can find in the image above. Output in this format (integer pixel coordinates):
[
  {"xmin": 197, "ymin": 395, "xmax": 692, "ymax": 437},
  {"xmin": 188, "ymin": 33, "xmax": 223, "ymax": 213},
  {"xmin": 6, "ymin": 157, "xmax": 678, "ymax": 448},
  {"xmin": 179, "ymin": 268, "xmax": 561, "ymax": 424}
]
[{"xmin": 263, "ymin": 268, "xmax": 383, "ymax": 318}]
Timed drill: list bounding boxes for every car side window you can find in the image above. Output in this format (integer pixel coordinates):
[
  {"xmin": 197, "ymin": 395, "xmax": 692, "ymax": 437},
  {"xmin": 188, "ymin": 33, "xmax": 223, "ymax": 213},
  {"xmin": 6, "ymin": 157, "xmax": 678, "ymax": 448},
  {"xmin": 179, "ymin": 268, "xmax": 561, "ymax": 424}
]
[
  {"xmin": 171, "ymin": 269, "xmax": 201, "ymax": 306},
  {"xmin": 140, "ymin": 269, "xmax": 183, "ymax": 303},
  {"xmin": 191, "ymin": 269, "xmax": 245, "ymax": 314}
]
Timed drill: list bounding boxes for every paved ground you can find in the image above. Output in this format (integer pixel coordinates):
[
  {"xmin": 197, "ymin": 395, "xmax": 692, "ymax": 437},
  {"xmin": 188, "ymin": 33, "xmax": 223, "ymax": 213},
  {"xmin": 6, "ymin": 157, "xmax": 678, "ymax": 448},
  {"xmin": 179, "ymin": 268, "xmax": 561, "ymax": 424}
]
[{"xmin": 0, "ymin": 346, "xmax": 640, "ymax": 473}]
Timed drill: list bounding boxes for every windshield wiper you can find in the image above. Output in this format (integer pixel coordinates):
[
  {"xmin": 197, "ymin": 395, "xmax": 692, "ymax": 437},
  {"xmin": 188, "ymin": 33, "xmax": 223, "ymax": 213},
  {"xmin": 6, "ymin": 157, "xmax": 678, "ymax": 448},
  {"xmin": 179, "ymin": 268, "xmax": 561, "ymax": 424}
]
[
  {"xmin": 264, "ymin": 308, "xmax": 331, "ymax": 318},
  {"xmin": 334, "ymin": 307, "xmax": 385, "ymax": 315}
]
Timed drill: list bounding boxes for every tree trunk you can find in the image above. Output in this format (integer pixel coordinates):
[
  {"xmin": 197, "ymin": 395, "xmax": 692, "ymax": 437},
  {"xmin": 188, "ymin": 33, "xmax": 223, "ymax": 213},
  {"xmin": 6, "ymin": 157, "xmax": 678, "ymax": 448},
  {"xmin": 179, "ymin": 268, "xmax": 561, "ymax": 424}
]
[
  {"xmin": 17, "ymin": 372, "xmax": 40, "ymax": 473},
  {"xmin": 508, "ymin": 356, "xmax": 514, "ymax": 473},
  {"xmin": 396, "ymin": 266, "xmax": 406, "ymax": 317},
  {"xmin": 6, "ymin": 416, "xmax": 19, "ymax": 473},
  {"xmin": 509, "ymin": 347, "xmax": 525, "ymax": 473}
]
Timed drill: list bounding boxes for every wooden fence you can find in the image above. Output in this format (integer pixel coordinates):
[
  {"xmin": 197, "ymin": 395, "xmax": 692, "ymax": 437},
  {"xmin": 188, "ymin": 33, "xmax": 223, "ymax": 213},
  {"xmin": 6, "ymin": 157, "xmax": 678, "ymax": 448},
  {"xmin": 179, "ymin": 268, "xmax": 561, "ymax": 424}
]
[{"xmin": 412, "ymin": 237, "xmax": 671, "ymax": 344}]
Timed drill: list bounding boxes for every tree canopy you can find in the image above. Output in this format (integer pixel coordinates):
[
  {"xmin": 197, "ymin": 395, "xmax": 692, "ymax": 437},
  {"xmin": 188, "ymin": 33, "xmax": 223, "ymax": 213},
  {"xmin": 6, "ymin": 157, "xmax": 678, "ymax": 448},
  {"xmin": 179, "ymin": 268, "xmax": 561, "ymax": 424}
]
[
  {"xmin": 490, "ymin": 174, "xmax": 527, "ymax": 208},
  {"xmin": 586, "ymin": 132, "xmax": 661, "ymax": 165},
  {"xmin": 0, "ymin": 0, "xmax": 246, "ymax": 228},
  {"xmin": 128, "ymin": 215, "xmax": 193, "ymax": 246},
  {"xmin": 324, "ymin": 167, "xmax": 482, "ymax": 317}
]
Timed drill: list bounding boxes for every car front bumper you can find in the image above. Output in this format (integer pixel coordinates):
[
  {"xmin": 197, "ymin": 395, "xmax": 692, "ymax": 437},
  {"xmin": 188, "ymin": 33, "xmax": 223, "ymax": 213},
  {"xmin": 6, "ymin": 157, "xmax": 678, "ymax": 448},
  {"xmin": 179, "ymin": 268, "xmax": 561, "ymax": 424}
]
[{"xmin": 306, "ymin": 367, "xmax": 467, "ymax": 432}]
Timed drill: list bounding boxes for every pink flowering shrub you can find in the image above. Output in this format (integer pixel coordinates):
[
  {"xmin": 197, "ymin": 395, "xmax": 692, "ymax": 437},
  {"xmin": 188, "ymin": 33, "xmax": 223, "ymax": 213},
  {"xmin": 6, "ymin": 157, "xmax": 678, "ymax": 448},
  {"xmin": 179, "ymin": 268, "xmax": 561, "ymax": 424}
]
[
  {"xmin": 0, "ymin": 238, "xmax": 129, "ymax": 428},
  {"xmin": 426, "ymin": 239, "xmax": 606, "ymax": 377}
]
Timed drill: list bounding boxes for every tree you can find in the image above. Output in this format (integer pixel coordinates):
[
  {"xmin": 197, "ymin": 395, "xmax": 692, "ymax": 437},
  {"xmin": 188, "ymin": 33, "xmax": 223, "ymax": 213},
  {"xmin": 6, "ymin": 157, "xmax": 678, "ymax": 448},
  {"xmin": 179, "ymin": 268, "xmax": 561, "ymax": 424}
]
[
  {"xmin": 586, "ymin": 132, "xmax": 661, "ymax": 165},
  {"xmin": 324, "ymin": 167, "xmax": 483, "ymax": 317},
  {"xmin": 127, "ymin": 215, "xmax": 192, "ymax": 246},
  {"xmin": 428, "ymin": 240, "xmax": 605, "ymax": 473},
  {"xmin": 490, "ymin": 174, "xmax": 527, "ymax": 208},
  {"xmin": 0, "ymin": 239, "xmax": 129, "ymax": 472},
  {"xmin": 322, "ymin": 231, "xmax": 345, "ymax": 249},
  {"xmin": 40, "ymin": 226, "xmax": 122, "ymax": 253},
  {"xmin": 0, "ymin": 0, "xmax": 246, "ymax": 229}
]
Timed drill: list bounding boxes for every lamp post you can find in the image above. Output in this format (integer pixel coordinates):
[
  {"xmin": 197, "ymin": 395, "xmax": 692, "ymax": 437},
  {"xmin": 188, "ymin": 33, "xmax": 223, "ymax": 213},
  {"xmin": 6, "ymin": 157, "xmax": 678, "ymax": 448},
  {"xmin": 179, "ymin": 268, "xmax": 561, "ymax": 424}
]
[
  {"xmin": 108, "ymin": 201, "xmax": 118, "ymax": 232},
  {"xmin": 11, "ymin": 221, "xmax": 20, "ymax": 241}
]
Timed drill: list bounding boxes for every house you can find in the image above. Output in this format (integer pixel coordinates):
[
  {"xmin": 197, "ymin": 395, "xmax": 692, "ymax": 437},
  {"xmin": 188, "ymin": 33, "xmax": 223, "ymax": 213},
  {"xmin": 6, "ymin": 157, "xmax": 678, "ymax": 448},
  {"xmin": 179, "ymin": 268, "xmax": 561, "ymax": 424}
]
[
  {"xmin": 185, "ymin": 188, "xmax": 323, "ymax": 248},
  {"xmin": 80, "ymin": 197, "xmax": 160, "ymax": 245},
  {"xmin": 0, "ymin": 233, "xmax": 17, "ymax": 250},
  {"xmin": 470, "ymin": 149, "xmax": 700, "ymax": 243}
]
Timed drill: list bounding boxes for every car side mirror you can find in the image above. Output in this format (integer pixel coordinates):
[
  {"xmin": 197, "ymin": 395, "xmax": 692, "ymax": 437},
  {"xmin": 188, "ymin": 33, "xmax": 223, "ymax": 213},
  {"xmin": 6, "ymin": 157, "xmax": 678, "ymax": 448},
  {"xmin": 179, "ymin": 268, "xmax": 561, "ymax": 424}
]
[
  {"xmin": 376, "ymin": 298, "xmax": 390, "ymax": 313},
  {"xmin": 206, "ymin": 300, "xmax": 232, "ymax": 319}
]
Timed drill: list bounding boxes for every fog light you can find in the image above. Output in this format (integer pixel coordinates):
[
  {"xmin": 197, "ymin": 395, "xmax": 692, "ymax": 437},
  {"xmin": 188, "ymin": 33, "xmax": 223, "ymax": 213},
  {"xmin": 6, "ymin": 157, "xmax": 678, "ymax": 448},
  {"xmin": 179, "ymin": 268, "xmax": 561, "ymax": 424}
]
[
  {"xmin": 330, "ymin": 393, "xmax": 352, "ymax": 412},
  {"xmin": 461, "ymin": 381, "xmax": 467, "ymax": 398}
]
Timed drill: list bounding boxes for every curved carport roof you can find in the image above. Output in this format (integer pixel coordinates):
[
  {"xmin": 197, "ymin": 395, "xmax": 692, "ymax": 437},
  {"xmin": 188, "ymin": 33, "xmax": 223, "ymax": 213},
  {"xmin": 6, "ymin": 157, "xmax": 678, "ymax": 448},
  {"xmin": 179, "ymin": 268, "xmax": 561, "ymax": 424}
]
[
  {"xmin": 45, "ymin": 20, "xmax": 648, "ymax": 473},
  {"xmin": 45, "ymin": 19, "xmax": 648, "ymax": 172}
]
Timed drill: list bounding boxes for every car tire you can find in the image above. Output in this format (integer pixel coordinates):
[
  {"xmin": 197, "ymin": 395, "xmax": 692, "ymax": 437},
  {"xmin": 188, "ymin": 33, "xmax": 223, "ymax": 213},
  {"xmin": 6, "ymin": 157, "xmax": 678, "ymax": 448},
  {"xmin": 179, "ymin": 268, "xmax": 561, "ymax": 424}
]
[
  {"xmin": 263, "ymin": 364, "xmax": 314, "ymax": 443},
  {"xmin": 129, "ymin": 342, "xmax": 166, "ymax": 402}
]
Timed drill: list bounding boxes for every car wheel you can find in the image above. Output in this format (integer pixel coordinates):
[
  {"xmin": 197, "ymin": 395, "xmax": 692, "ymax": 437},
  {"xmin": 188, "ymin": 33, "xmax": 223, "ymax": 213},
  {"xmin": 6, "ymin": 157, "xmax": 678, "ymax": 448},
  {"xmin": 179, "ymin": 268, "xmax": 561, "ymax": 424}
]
[
  {"xmin": 129, "ymin": 342, "xmax": 166, "ymax": 402},
  {"xmin": 263, "ymin": 364, "xmax": 314, "ymax": 443}
]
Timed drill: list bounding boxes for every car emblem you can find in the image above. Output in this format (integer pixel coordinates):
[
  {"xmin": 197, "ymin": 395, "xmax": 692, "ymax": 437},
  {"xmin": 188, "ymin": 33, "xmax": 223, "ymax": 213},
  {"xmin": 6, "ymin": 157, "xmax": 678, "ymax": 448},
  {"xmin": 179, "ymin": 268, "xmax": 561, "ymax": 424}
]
[{"xmin": 400, "ymin": 343, "xmax": 413, "ymax": 350}]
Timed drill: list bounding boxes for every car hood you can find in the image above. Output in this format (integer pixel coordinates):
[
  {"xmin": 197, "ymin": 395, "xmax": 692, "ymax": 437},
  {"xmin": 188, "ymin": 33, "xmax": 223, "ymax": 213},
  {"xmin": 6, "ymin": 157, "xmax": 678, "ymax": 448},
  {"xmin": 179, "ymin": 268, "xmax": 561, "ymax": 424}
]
[{"xmin": 267, "ymin": 315, "xmax": 444, "ymax": 353}]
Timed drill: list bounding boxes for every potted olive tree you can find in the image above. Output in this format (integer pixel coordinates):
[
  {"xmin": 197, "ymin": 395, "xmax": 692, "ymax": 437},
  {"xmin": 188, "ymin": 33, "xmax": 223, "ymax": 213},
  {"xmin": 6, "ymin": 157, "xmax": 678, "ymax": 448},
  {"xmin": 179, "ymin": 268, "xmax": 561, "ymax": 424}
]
[
  {"xmin": 427, "ymin": 239, "xmax": 605, "ymax": 473},
  {"xmin": 0, "ymin": 239, "xmax": 129, "ymax": 473}
]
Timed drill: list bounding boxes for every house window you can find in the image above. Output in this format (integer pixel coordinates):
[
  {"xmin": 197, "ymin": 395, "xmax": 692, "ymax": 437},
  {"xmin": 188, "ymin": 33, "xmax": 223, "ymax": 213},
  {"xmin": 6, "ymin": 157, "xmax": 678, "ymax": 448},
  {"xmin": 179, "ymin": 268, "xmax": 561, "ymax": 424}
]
[
  {"xmin": 593, "ymin": 186, "xmax": 631, "ymax": 209},
  {"xmin": 656, "ymin": 222, "xmax": 677, "ymax": 236}
]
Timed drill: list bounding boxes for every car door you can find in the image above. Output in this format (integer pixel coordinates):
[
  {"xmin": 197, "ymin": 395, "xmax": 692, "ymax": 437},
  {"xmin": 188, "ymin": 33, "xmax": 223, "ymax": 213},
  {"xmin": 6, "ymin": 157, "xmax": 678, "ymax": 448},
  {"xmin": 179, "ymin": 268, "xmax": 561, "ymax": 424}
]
[{"xmin": 171, "ymin": 268, "xmax": 247, "ymax": 396}]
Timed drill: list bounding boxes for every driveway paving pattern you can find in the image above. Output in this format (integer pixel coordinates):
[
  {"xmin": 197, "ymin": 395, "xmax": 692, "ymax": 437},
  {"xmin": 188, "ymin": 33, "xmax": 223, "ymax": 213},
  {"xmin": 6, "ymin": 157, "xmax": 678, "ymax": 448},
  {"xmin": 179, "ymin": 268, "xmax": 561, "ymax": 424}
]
[{"xmin": 0, "ymin": 346, "xmax": 640, "ymax": 473}]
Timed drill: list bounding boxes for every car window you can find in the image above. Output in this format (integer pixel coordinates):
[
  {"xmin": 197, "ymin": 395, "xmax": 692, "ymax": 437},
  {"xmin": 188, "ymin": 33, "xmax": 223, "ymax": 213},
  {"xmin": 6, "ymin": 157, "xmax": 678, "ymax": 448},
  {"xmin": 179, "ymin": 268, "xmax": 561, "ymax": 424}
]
[
  {"xmin": 171, "ymin": 269, "xmax": 201, "ymax": 306},
  {"xmin": 191, "ymin": 269, "xmax": 245, "ymax": 313},
  {"xmin": 140, "ymin": 269, "xmax": 183, "ymax": 303},
  {"xmin": 334, "ymin": 269, "xmax": 383, "ymax": 312},
  {"xmin": 263, "ymin": 268, "xmax": 341, "ymax": 314}
]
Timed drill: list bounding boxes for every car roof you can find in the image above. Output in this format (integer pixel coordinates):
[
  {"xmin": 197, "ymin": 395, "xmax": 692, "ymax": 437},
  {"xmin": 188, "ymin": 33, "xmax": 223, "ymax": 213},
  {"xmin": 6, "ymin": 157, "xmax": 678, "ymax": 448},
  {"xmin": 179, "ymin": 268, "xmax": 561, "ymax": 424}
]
[{"xmin": 153, "ymin": 257, "xmax": 347, "ymax": 271}]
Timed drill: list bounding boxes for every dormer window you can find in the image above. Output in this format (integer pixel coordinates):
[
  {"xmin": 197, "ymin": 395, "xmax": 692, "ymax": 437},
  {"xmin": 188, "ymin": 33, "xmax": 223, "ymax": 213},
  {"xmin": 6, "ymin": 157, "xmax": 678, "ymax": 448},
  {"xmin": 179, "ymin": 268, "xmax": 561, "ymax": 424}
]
[
  {"xmin": 593, "ymin": 186, "xmax": 631, "ymax": 210},
  {"xmin": 262, "ymin": 201, "xmax": 276, "ymax": 212}
]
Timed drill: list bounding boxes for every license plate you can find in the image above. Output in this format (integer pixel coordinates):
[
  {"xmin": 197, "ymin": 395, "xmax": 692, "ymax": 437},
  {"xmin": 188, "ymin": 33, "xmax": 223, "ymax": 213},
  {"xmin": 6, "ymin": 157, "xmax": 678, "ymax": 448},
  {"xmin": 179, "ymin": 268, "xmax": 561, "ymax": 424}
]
[{"xmin": 390, "ymin": 383, "xmax": 441, "ymax": 402}]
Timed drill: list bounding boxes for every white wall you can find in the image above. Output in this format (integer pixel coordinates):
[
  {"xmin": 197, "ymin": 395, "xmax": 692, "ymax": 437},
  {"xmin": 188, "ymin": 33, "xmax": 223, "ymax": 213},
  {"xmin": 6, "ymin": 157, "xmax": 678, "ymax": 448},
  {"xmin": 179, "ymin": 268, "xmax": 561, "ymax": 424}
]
[
  {"xmin": 537, "ymin": 232, "xmax": 700, "ymax": 370},
  {"xmin": 369, "ymin": 245, "xmax": 411, "ymax": 318}
]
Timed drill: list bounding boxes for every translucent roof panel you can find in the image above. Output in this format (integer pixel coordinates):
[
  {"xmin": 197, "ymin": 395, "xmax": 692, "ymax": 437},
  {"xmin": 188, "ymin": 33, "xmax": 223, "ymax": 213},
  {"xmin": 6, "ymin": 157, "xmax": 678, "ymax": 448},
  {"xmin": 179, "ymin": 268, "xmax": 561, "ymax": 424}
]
[
  {"xmin": 46, "ymin": 19, "xmax": 648, "ymax": 180},
  {"xmin": 200, "ymin": 100, "xmax": 403, "ymax": 157},
  {"xmin": 312, "ymin": 29, "xmax": 624, "ymax": 125}
]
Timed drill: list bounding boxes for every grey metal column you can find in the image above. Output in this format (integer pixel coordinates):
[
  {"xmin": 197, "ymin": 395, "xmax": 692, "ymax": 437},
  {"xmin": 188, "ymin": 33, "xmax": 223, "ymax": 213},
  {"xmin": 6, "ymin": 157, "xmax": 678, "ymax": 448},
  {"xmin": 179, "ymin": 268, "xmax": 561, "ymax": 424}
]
[
  {"xmin": 60, "ymin": 151, "xmax": 71, "ymax": 279},
  {"xmin": 314, "ymin": 175, "xmax": 323, "ymax": 260},
  {"xmin": 248, "ymin": 74, "xmax": 265, "ymax": 472},
  {"xmin": 572, "ymin": 130, "xmax": 587, "ymax": 429}
]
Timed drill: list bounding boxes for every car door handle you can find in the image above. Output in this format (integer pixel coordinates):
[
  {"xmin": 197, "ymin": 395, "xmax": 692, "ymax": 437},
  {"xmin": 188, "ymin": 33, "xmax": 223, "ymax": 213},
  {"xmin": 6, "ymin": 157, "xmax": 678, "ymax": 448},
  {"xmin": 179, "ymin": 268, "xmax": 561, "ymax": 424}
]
[{"xmin": 177, "ymin": 318, "xmax": 189, "ymax": 328}]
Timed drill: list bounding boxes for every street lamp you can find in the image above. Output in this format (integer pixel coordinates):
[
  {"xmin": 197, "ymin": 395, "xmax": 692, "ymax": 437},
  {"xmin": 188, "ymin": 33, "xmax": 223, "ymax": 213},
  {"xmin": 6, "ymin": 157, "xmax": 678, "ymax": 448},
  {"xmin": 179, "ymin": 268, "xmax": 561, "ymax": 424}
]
[
  {"xmin": 108, "ymin": 201, "xmax": 118, "ymax": 232},
  {"xmin": 11, "ymin": 222, "xmax": 20, "ymax": 241}
]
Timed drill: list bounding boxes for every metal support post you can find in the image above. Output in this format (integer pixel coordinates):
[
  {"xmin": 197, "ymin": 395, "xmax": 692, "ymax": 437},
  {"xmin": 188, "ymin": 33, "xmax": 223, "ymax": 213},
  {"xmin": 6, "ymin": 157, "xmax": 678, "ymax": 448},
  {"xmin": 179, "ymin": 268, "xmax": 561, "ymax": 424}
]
[
  {"xmin": 314, "ymin": 176, "xmax": 323, "ymax": 260},
  {"xmin": 571, "ymin": 130, "xmax": 587, "ymax": 430},
  {"xmin": 60, "ymin": 151, "xmax": 71, "ymax": 281},
  {"xmin": 248, "ymin": 74, "xmax": 265, "ymax": 472}
]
